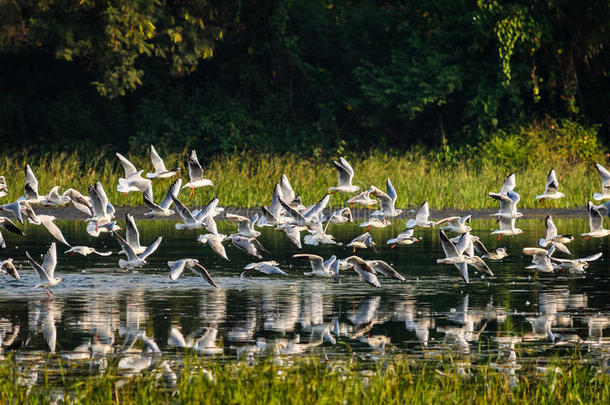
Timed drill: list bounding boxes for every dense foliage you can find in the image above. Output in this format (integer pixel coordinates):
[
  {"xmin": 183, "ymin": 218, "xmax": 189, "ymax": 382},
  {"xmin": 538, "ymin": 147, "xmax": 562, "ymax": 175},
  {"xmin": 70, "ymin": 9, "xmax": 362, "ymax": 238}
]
[{"xmin": 0, "ymin": 0, "xmax": 608, "ymax": 156}]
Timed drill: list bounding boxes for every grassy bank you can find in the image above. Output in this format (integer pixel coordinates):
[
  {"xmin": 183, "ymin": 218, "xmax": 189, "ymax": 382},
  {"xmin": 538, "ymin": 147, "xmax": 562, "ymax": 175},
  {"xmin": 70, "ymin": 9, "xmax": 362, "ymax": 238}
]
[
  {"xmin": 1, "ymin": 121, "xmax": 606, "ymax": 210},
  {"xmin": 1, "ymin": 354, "xmax": 608, "ymax": 404}
]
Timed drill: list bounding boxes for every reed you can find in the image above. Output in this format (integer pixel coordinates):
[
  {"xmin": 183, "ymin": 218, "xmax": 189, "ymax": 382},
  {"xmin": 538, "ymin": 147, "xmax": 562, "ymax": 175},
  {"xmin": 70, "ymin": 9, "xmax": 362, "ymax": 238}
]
[{"xmin": 0, "ymin": 144, "xmax": 605, "ymax": 210}]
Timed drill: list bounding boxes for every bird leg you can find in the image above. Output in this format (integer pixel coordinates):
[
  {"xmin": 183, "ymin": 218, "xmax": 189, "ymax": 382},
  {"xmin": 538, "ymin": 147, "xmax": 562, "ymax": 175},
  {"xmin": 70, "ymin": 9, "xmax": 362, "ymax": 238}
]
[
  {"xmin": 391, "ymin": 244, "xmax": 397, "ymax": 249},
  {"xmin": 44, "ymin": 287, "xmax": 52, "ymax": 297},
  {"xmin": 352, "ymin": 246, "xmax": 356, "ymax": 253},
  {"xmin": 497, "ymin": 235, "xmax": 502, "ymax": 241},
  {"xmin": 189, "ymin": 188, "xmax": 194, "ymax": 197}
]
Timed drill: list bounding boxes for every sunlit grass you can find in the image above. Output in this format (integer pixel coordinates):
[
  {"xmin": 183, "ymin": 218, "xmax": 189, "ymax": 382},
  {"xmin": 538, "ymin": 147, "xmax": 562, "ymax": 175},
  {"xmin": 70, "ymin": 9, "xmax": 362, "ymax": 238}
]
[
  {"xmin": 0, "ymin": 148, "xmax": 605, "ymax": 210},
  {"xmin": 0, "ymin": 354, "xmax": 608, "ymax": 404}
]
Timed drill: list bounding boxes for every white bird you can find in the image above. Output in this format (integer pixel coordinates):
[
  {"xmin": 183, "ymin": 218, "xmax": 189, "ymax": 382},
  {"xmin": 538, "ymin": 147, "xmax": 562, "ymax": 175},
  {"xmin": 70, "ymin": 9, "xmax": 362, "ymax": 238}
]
[
  {"xmin": 346, "ymin": 189, "xmax": 377, "ymax": 207},
  {"xmin": 593, "ymin": 163, "xmax": 610, "ymax": 201},
  {"xmin": 346, "ymin": 232, "xmax": 376, "ymax": 252},
  {"xmin": 143, "ymin": 179, "xmax": 181, "ymax": 217},
  {"xmin": 117, "ymin": 213, "xmax": 147, "ymax": 255},
  {"xmin": 64, "ymin": 246, "xmax": 112, "ymax": 256},
  {"xmin": 387, "ymin": 227, "xmax": 419, "ymax": 248},
  {"xmin": 360, "ymin": 214, "xmax": 390, "ymax": 229},
  {"xmin": 39, "ymin": 187, "xmax": 93, "ymax": 215},
  {"xmin": 405, "ymin": 201, "xmax": 435, "ymax": 228},
  {"xmin": 116, "ymin": 152, "xmax": 142, "ymax": 180},
  {"xmin": 113, "ymin": 232, "xmax": 162, "ymax": 269},
  {"xmin": 226, "ymin": 213, "xmax": 261, "ymax": 238},
  {"xmin": 172, "ymin": 195, "xmax": 219, "ymax": 231},
  {"xmin": 523, "ymin": 246, "xmax": 555, "ymax": 273},
  {"xmin": 551, "ymin": 252, "xmax": 603, "ymax": 273},
  {"xmin": 491, "ymin": 217, "xmax": 523, "ymax": 238},
  {"xmin": 197, "ymin": 233, "xmax": 229, "ymax": 261},
  {"xmin": 370, "ymin": 182, "xmax": 402, "ymax": 218},
  {"xmin": 25, "ymin": 242, "xmax": 62, "ymax": 295},
  {"xmin": 581, "ymin": 201, "xmax": 610, "ymax": 238},
  {"xmin": 488, "ymin": 191, "xmax": 522, "ymax": 219},
  {"xmin": 182, "ymin": 150, "xmax": 213, "ymax": 196},
  {"xmin": 344, "ymin": 256, "xmax": 381, "ymax": 287},
  {"xmin": 230, "ymin": 234, "xmax": 269, "ymax": 259},
  {"xmin": 366, "ymin": 260, "xmax": 405, "ymax": 281},
  {"xmin": 146, "ymin": 145, "xmax": 180, "ymax": 179},
  {"xmin": 324, "ymin": 207, "xmax": 353, "ymax": 224},
  {"xmin": 0, "ymin": 216, "xmax": 25, "ymax": 248},
  {"xmin": 0, "ymin": 258, "xmax": 19, "ymax": 280},
  {"xmin": 535, "ymin": 169, "xmax": 565, "ymax": 200},
  {"xmin": 86, "ymin": 220, "xmax": 120, "ymax": 237},
  {"xmin": 293, "ymin": 254, "xmax": 336, "ymax": 277},
  {"xmin": 117, "ymin": 176, "xmax": 153, "ymax": 202},
  {"xmin": 537, "ymin": 214, "xmax": 573, "ymax": 254},
  {"xmin": 87, "ymin": 182, "xmax": 115, "ymax": 224},
  {"xmin": 167, "ymin": 259, "xmax": 218, "ymax": 287},
  {"xmin": 436, "ymin": 215, "xmax": 472, "ymax": 234},
  {"xmin": 437, "ymin": 231, "xmax": 491, "ymax": 283},
  {"xmin": 241, "ymin": 261, "xmax": 286, "ymax": 276},
  {"xmin": 328, "ymin": 157, "xmax": 359, "ymax": 193}
]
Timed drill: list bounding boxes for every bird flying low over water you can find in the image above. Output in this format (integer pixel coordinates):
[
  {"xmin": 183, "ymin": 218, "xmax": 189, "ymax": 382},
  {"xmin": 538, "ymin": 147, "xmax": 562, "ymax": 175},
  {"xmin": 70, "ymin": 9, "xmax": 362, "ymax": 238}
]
[
  {"xmin": 328, "ymin": 157, "xmax": 359, "ymax": 194},
  {"xmin": 113, "ymin": 231, "xmax": 162, "ymax": 269},
  {"xmin": 147, "ymin": 145, "xmax": 180, "ymax": 179},
  {"xmin": 143, "ymin": 179, "xmax": 181, "ymax": 217},
  {"xmin": 537, "ymin": 215, "xmax": 573, "ymax": 255},
  {"xmin": 26, "ymin": 242, "xmax": 62, "ymax": 296},
  {"xmin": 535, "ymin": 169, "xmax": 565, "ymax": 200},
  {"xmin": 167, "ymin": 258, "xmax": 218, "ymax": 288},
  {"xmin": 581, "ymin": 201, "xmax": 610, "ymax": 238},
  {"xmin": 182, "ymin": 150, "xmax": 213, "ymax": 196}
]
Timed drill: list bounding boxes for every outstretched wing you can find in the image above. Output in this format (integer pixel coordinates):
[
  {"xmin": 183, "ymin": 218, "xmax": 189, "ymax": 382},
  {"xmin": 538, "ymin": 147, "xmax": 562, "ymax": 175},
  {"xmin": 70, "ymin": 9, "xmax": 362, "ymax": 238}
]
[
  {"xmin": 139, "ymin": 236, "xmax": 162, "ymax": 260},
  {"xmin": 187, "ymin": 150, "xmax": 204, "ymax": 182},
  {"xmin": 116, "ymin": 153, "xmax": 138, "ymax": 178}
]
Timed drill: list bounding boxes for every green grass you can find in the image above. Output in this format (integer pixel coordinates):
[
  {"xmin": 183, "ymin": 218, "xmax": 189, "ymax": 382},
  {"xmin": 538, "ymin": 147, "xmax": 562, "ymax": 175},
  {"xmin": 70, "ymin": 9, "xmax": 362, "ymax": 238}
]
[
  {"xmin": 0, "ymin": 148, "xmax": 606, "ymax": 210},
  {"xmin": 1, "ymin": 354, "xmax": 608, "ymax": 404}
]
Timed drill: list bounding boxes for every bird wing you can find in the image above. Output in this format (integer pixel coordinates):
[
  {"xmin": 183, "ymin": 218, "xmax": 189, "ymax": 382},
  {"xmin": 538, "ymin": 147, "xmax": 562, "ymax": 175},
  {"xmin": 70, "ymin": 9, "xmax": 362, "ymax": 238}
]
[
  {"xmin": 112, "ymin": 232, "xmax": 139, "ymax": 261},
  {"xmin": 386, "ymin": 178, "xmax": 397, "ymax": 204},
  {"xmin": 303, "ymin": 194, "xmax": 330, "ymax": 220},
  {"xmin": 0, "ymin": 217, "xmax": 25, "ymax": 236},
  {"xmin": 279, "ymin": 174, "xmax": 296, "ymax": 203},
  {"xmin": 440, "ymin": 230, "xmax": 460, "ymax": 259},
  {"xmin": 595, "ymin": 163, "xmax": 610, "ymax": 190},
  {"xmin": 143, "ymin": 195, "xmax": 163, "ymax": 212},
  {"xmin": 579, "ymin": 252, "xmax": 603, "ymax": 262},
  {"xmin": 472, "ymin": 238, "xmax": 490, "ymax": 256},
  {"xmin": 187, "ymin": 150, "xmax": 204, "ymax": 182},
  {"xmin": 41, "ymin": 217, "xmax": 70, "ymax": 246},
  {"xmin": 544, "ymin": 215, "xmax": 558, "ymax": 240},
  {"xmin": 25, "ymin": 250, "xmax": 50, "ymax": 282},
  {"xmin": 545, "ymin": 169, "xmax": 559, "ymax": 193},
  {"xmin": 168, "ymin": 260, "xmax": 186, "ymax": 280},
  {"xmin": 283, "ymin": 225, "xmax": 302, "ymax": 249},
  {"xmin": 149, "ymin": 145, "xmax": 168, "ymax": 173},
  {"xmin": 116, "ymin": 153, "xmax": 138, "ymax": 178},
  {"xmin": 455, "ymin": 261, "xmax": 469, "ymax": 284},
  {"xmin": 415, "ymin": 201, "xmax": 430, "ymax": 223},
  {"xmin": 41, "ymin": 242, "xmax": 57, "ymax": 279},
  {"xmin": 125, "ymin": 213, "xmax": 141, "ymax": 249},
  {"xmin": 139, "ymin": 236, "xmax": 162, "ymax": 260},
  {"xmin": 369, "ymin": 186, "xmax": 393, "ymax": 212},
  {"xmin": 370, "ymin": 260, "xmax": 405, "ymax": 281},
  {"xmin": 293, "ymin": 254, "xmax": 324, "ymax": 271},
  {"xmin": 333, "ymin": 159, "xmax": 353, "ymax": 187},
  {"xmin": 171, "ymin": 195, "xmax": 196, "ymax": 223},
  {"xmin": 62, "ymin": 188, "xmax": 92, "ymax": 208},
  {"xmin": 95, "ymin": 182, "xmax": 110, "ymax": 216},
  {"xmin": 194, "ymin": 197, "xmax": 220, "ymax": 222},
  {"xmin": 500, "ymin": 173, "xmax": 516, "ymax": 194},
  {"xmin": 588, "ymin": 201, "xmax": 604, "ymax": 231},
  {"xmin": 192, "ymin": 264, "xmax": 219, "ymax": 288},
  {"xmin": 25, "ymin": 165, "xmax": 39, "ymax": 196},
  {"xmin": 159, "ymin": 178, "xmax": 182, "ymax": 209},
  {"xmin": 355, "ymin": 268, "xmax": 381, "ymax": 288}
]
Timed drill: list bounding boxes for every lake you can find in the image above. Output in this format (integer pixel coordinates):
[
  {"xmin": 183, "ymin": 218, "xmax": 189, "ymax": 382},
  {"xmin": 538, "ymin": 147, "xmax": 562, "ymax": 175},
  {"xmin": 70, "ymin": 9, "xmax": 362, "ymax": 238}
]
[{"xmin": 1, "ymin": 216, "xmax": 609, "ymax": 384}]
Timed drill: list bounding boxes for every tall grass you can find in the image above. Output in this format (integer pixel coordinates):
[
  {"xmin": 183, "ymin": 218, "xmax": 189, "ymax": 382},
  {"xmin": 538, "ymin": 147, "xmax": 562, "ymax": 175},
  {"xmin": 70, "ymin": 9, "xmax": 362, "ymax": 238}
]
[
  {"xmin": 0, "ymin": 354, "xmax": 608, "ymax": 404},
  {"xmin": 0, "ymin": 120, "xmax": 606, "ymax": 210}
]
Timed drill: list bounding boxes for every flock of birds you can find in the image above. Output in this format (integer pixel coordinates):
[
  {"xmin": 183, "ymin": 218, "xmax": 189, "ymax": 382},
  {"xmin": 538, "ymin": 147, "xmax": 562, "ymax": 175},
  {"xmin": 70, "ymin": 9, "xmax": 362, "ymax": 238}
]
[{"xmin": 1, "ymin": 146, "xmax": 610, "ymax": 295}]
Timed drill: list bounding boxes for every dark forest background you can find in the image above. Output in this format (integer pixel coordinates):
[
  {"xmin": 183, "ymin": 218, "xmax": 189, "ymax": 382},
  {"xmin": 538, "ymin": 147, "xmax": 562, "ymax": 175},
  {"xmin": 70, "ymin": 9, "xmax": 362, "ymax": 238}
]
[{"xmin": 1, "ymin": 0, "xmax": 608, "ymax": 156}]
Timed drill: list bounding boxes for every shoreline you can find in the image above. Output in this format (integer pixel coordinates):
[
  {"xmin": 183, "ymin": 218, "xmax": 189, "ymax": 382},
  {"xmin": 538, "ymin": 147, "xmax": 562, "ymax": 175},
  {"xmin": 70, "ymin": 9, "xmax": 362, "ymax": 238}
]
[{"xmin": 34, "ymin": 205, "xmax": 588, "ymax": 221}]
